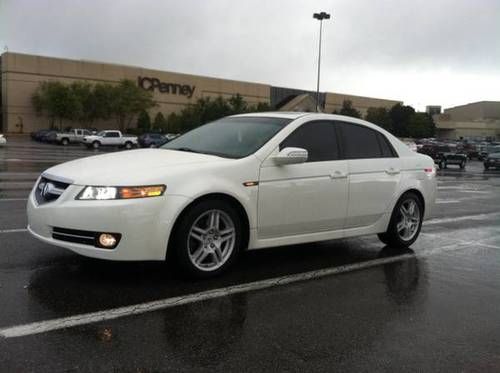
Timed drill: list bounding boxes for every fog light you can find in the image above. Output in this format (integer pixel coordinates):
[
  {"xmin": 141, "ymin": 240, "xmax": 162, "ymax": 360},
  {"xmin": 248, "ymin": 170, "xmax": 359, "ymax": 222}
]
[{"xmin": 98, "ymin": 233, "xmax": 117, "ymax": 248}]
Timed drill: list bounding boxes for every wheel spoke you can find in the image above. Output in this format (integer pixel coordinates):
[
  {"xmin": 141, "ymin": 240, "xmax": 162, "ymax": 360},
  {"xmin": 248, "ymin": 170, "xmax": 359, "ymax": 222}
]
[
  {"xmin": 195, "ymin": 249, "xmax": 209, "ymax": 265},
  {"xmin": 397, "ymin": 221, "xmax": 405, "ymax": 232},
  {"xmin": 190, "ymin": 232, "xmax": 204, "ymax": 242},
  {"xmin": 209, "ymin": 211, "xmax": 220, "ymax": 230},
  {"xmin": 213, "ymin": 246, "xmax": 223, "ymax": 263},
  {"xmin": 192, "ymin": 226, "xmax": 206, "ymax": 235}
]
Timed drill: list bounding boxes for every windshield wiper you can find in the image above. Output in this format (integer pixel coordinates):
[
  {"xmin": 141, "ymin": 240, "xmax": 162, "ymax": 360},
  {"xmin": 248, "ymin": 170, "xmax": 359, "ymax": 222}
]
[{"xmin": 171, "ymin": 147, "xmax": 201, "ymax": 154}]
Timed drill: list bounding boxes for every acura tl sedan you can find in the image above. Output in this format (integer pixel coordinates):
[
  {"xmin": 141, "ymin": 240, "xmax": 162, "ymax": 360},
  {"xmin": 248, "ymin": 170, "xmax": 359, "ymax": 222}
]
[{"xmin": 27, "ymin": 113, "xmax": 436, "ymax": 278}]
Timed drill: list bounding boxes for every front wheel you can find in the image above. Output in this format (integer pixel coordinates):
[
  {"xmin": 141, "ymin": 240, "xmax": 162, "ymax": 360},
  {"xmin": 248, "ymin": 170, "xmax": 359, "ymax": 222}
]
[
  {"xmin": 61, "ymin": 138, "xmax": 69, "ymax": 146},
  {"xmin": 124, "ymin": 141, "xmax": 133, "ymax": 149},
  {"xmin": 438, "ymin": 160, "xmax": 445, "ymax": 170},
  {"xmin": 460, "ymin": 160, "xmax": 466, "ymax": 169},
  {"xmin": 378, "ymin": 192, "xmax": 423, "ymax": 249},
  {"xmin": 92, "ymin": 141, "xmax": 100, "ymax": 149},
  {"xmin": 484, "ymin": 164, "xmax": 489, "ymax": 170},
  {"xmin": 172, "ymin": 200, "xmax": 242, "ymax": 278}
]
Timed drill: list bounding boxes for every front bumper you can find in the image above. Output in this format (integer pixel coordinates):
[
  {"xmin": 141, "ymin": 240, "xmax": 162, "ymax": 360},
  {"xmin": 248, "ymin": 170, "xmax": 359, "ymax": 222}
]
[{"xmin": 27, "ymin": 184, "xmax": 190, "ymax": 261}]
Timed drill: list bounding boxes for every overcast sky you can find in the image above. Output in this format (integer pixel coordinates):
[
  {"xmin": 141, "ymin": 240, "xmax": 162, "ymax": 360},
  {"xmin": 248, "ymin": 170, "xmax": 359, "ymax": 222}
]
[{"xmin": 1, "ymin": 0, "xmax": 499, "ymax": 110}]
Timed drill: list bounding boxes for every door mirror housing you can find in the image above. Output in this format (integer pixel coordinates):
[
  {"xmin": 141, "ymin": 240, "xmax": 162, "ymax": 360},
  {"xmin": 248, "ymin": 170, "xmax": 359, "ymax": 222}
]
[{"xmin": 273, "ymin": 147, "xmax": 308, "ymax": 165}]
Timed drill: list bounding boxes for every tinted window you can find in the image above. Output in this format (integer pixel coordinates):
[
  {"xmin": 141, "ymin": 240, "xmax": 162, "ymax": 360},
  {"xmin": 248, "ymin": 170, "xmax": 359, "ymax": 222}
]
[
  {"xmin": 280, "ymin": 121, "xmax": 339, "ymax": 162},
  {"xmin": 337, "ymin": 122, "xmax": 383, "ymax": 159},
  {"xmin": 377, "ymin": 133, "xmax": 397, "ymax": 157},
  {"xmin": 106, "ymin": 132, "xmax": 120, "ymax": 138}
]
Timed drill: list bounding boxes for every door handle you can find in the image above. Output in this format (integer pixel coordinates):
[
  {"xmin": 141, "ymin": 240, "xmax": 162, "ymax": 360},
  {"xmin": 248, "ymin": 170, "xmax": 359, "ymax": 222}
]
[
  {"xmin": 385, "ymin": 168, "xmax": 400, "ymax": 175},
  {"xmin": 330, "ymin": 171, "xmax": 348, "ymax": 179}
]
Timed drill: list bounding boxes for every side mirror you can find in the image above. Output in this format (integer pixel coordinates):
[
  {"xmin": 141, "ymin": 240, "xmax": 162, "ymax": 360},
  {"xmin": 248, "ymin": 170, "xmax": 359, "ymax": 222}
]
[{"xmin": 273, "ymin": 147, "xmax": 308, "ymax": 165}]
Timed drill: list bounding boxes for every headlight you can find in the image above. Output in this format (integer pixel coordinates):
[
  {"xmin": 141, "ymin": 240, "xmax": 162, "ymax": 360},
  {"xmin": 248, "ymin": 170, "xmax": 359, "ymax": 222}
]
[{"xmin": 76, "ymin": 185, "xmax": 166, "ymax": 200}]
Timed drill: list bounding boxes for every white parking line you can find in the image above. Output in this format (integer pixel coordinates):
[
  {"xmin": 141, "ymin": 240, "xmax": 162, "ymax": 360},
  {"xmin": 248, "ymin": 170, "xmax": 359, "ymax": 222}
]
[
  {"xmin": 435, "ymin": 199, "xmax": 461, "ymax": 204},
  {"xmin": 0, "ymin": 228, "xmax": 28, "ymax": 234},
  {"xmin": 0, "ymin": 241, "xmax": 476, "ymax": 339},
  {"xmin": 424, "ymin": 212, "xmax": 500, "ymax": 226},
  {"xmin": 0, "ymin": 198, "xmax": 28, "ymax": 202}
]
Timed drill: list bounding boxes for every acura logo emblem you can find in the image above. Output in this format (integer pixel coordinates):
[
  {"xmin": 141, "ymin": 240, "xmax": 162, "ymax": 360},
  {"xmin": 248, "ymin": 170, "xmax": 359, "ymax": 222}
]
[{"xmin": 38, "ymin": 181, "xmax": 57, "ymax": 198}]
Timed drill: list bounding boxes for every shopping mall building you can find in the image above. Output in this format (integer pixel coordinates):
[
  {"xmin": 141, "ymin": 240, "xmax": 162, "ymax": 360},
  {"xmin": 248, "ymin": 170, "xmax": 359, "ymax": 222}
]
[{"xmin": 0, "ymin": 52, "xmax": 401, "ymax": 133}]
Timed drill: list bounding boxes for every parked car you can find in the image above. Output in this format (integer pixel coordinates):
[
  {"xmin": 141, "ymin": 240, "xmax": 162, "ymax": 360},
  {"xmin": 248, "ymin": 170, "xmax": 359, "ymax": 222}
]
[
  {"xmin": 56, "ymin": 128, "xmax": 93, "ymax": 145},
  {"xmin": 138, "ymin": 133, "xmax": 167, "ymax": 148},
  {"xmin": 42, "ymin": 130, "xmax": 59, "ymax": 143},
  {"xmin": 418, "ymin": 144, "xmax": 467, "ymax": 169},
  {"xmin": 82, "ymin": 130, "xmax": 138, "ymax": 149},
  {"xmin": 484, "ymin": 152, "xmax": 500, "ymax": 170},
  {"xmin": 479, "ymin": 145, "xmax": 500, "ymax": 161},
  {"xmin": 0, "ymin": 134, "xmax": 6, "ymax": 147},
  {"xmin": 403, "ymin": 141, "xmax": 418, "ymax": 152},
  {"xmin": 27, "ymin": 113, "xmax": 436, "ymax": 278},
  {"xmin": 31, "ymin": 129, "xmax": 51, "ymax": 142}
]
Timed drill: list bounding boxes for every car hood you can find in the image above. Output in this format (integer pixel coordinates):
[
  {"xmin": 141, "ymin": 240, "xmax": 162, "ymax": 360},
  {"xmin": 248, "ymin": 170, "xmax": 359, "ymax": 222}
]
[{"xmin": 42, "ymin": 149, "xmax": 227, "ymax": 185}]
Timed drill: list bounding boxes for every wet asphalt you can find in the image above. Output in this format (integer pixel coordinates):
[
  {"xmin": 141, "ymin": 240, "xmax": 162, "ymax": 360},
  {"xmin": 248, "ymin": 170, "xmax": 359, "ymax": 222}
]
[{"xmin": 1, "ymin": 137, "xmax": 500, "ymax": 372}]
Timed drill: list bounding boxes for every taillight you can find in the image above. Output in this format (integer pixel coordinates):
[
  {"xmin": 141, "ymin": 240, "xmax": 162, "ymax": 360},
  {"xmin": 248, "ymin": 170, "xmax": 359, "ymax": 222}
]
[{"xmin": 424, "ymin": 167, "xmax": 436, "ymax": 176}]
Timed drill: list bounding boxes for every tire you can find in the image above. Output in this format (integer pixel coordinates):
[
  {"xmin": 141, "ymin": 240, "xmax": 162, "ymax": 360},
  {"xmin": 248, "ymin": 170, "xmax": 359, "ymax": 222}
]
[
  {"xmin": 460, "ymin": 161, "xmax": 465, "ymax": 169},
  {"xmin": 124, "ymin": 141, "xmax": 133, "ymax": 149},
  {"xmin": 484, "ymin": 164, "xmax": 489, "ymax": 170},
  {"xmin": 92, "ymin": 141, "xmax": 100, "ymax": 149},
  {"xmin": 443, "ymin": 161, "xmax": 448, "ymax": 169},
  {"xmin": 172, "ymin": 199, "xmax": 242, "ymax": 278},
  {"xmin": 438, "ymin": 160, "xmax": 445, "ymax": 170},
  {"xmin": 377, "ymin": 192, "xmax": 423, "ymax": 249},
  {"xmin": 61, "ymin": 138, "xmax": 69, "ymax": 146}
]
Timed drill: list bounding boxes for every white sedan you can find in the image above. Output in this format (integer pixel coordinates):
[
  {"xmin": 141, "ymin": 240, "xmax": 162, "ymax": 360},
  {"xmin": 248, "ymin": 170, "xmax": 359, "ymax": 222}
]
[{"xmin": 27, "ymin": 113, "xmax": 436, "ymax": 278}]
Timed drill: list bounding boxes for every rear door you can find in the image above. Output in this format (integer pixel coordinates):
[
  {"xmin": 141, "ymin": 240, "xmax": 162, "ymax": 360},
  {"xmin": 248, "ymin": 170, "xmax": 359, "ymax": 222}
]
[{"xmin": 336, "ymin": 121, "xmax": 401, "ymax": 228}]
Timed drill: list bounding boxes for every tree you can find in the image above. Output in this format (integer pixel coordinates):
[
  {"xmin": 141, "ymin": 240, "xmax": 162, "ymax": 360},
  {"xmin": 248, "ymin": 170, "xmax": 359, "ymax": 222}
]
[
  {"xmin": 91, "ymin": 83, "xmax": 114, "ymax": 124},
  {"xmin": 137, "ymin": 110, "xmax": 151, "ymax": 132},
  {"xmin": 407, "ymin": 112, "xmax": 435, "ymax": 138},
  {"xmin": 365, "ymin": 107, "xmax": 393, "ymax": 132},
  {"xmin": 69, "ymin": 81, "xmax": 92, "ymax": 126},
  {"xmin": 389, "ymin": 103, "xmax": 415, "ymax": 137},
  {"xmin": 153, "ymin": 112, "xmax": 168, "ymax": 132},
  {"xmin": 110, "ymin": 79, "xmax": 156, "ymax": 131},
  {"xmin": 31, "ymin": 81, "xmax": 80, "ymax": 129},
  {"xmin": 338, "ymin": 100, "xmax": 362, "ymax": 118}
]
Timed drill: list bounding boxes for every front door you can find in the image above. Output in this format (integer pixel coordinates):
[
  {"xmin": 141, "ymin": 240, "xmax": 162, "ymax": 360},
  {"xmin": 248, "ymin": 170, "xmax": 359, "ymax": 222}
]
[{"xmin": 257, "ymin": 121, "xmax": 349, "ymax": 238}]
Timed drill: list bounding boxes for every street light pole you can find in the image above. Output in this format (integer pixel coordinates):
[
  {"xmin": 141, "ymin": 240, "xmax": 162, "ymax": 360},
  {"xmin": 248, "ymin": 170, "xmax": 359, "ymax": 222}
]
[{"xmin": 313, "ymin": 11, "xmax": 330, "ymax": 112}]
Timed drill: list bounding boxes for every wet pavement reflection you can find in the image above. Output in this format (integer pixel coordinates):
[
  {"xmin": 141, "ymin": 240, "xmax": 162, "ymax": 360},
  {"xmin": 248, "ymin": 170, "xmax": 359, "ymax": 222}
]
[{"xmin": 1, "ymin": 137, "xmax": 500, "ymax": 371}]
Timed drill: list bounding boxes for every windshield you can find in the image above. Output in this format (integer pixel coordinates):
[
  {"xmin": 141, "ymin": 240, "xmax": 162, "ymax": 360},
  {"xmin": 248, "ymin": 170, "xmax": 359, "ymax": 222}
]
[
  {"xmin": 97, "ymin": 131, "xmax": 105, "ymax": 137},
  {"xmin": 161, "ymin": 116, "xmax": 292, "ymax": 158}
]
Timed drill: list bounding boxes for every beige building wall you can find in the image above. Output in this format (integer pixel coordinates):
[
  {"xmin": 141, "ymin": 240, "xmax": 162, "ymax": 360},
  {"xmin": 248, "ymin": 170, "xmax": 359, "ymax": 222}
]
[
  {"xmin": 435, "ymin": 118, "xmax": 500, "ymax": 140},
  {"xmin": 435, "ymin": 102, "xmax": 500, "ymax": 140},
  {"xmin": 444, "ymin": 101, "xmax": 500, "ymax": 121},
  {"xmin": 324, "ymin": 92, "xmax": 401, "ymax": 117},
  {"xmin": 1, "ymin": 52, "xmax": 270, "ymax": 133}
]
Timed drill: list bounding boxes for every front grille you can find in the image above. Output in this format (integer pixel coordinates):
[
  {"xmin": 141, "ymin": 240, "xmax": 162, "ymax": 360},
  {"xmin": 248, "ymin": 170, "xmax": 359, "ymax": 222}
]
[
  {"xmin": 52, "ymin": 227, "xmax": 121, "ymax": 249},
  {"xmin": 35, "ymin": 177, "xmax": 70, "ymax": 204}
]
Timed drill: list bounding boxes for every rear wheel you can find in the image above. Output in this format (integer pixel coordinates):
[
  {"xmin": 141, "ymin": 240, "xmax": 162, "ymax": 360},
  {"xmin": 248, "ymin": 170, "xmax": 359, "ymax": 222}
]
[
  {"xmin": 484, "ymin": 164, "xmax": 489, "ymax": 170},
  {"xmin": 438, "ymin": 160, "xmax": 445, "ymax": 170},
  {"xmin": 172, "ymin": 200, "xmax": 242, "ymax": 278},
  {"xmin": 124, "ymin": 141, "xmax": 133, "ymax": 149},
  {"xmin": 460, "ymin": 160, "xmax": 466, "ymax": 169},
  {"xmin": 378, "ymin": 192, "xmax": 423, "ymax": 248},
  {"xmin": 61, "ymin": 138, "xmax": 69, "ymax": 146}
]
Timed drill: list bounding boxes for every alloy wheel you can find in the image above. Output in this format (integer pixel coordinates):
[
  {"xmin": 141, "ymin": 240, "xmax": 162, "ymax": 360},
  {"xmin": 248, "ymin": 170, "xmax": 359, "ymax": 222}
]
[
  {"xmin": 187, "ymin": 209, "xmax": 236, "ymax": 271},
  {"xmin": 396, "ymin": 199, "xmax": 420, "ymax": 241}
]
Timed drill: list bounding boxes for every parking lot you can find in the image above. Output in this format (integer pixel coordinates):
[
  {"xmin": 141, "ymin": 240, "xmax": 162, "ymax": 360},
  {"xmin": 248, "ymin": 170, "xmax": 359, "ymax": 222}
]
[{"xmin": 1, "ymin": 136, "xmax": 500, "ymax": 372}]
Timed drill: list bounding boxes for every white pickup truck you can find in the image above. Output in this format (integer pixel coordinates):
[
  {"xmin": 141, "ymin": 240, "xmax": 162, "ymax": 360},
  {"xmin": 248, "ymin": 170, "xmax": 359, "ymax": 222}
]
[
  {"xmin": 82, "ymin": 130, "xmax": 138, "ymax": 149},
  {"xmin": 56, "ymin": 128, "xmax": 93, "ymax": 145}
]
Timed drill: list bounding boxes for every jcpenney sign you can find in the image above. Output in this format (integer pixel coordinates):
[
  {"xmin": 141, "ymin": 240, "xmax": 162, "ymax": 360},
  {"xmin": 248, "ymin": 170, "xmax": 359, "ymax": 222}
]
[{"xmin": 137, "ymin": 77, "xmax": 195, "ymax": 98}]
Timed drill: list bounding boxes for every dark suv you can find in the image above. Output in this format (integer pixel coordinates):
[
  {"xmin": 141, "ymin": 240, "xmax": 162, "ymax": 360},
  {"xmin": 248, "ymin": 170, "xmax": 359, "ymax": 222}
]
[{"xmin": 418, "ymin": 144, "xmax": 467, "ymax": 169}]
